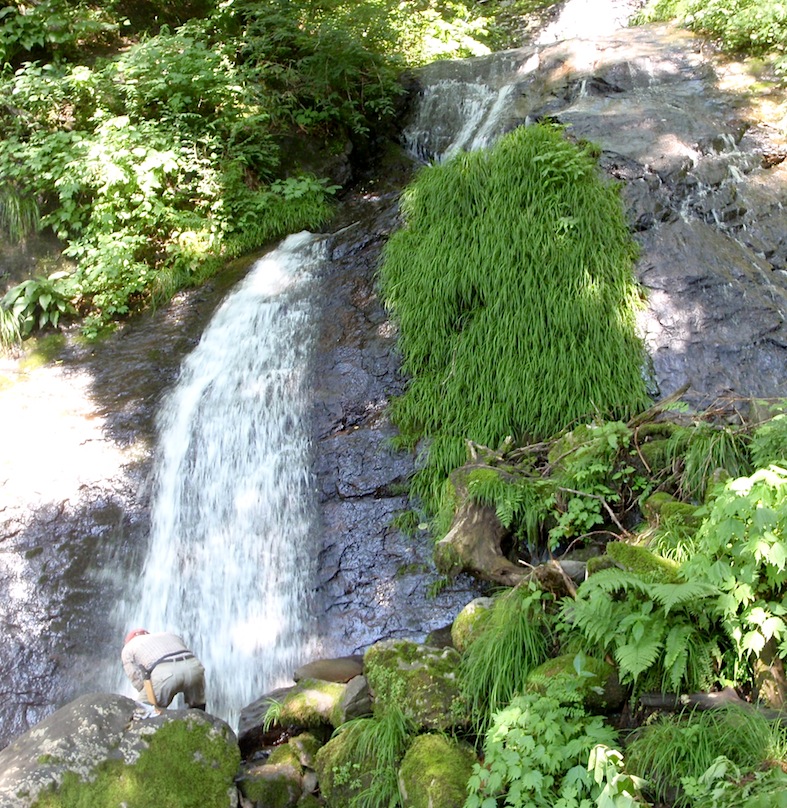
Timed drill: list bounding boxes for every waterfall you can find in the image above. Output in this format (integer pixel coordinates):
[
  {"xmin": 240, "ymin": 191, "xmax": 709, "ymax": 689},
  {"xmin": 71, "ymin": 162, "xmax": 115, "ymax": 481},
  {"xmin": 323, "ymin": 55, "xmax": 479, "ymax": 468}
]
[{"xmin": 117, "ymin": 231, "xmax": 326, "ymax": 728}]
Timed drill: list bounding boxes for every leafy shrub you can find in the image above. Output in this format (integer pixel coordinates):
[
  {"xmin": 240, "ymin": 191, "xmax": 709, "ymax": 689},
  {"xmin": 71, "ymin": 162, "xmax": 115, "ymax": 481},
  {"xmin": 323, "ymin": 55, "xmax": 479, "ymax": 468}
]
[
  {"xmin": 465, "ymin": 693, "xmax": 619, "ymax": 808},
  {"xmin": 750, "ymin": 408, "xmax": 787, "ymax": 468},
  {"xmin": 563, "ymin": 561, "xmax": 722, "ymax": 693},
  {"xmin": 636, "ymin": 0, "xmax": 787, "ymax": 76},
  {"xmin": 682, "ymin": 465, "xmax": 787, "ymax": 666},
  {"xmin": 380, "ymin": 123, "xmax": 649, "ymax": 510},
  {"xmin": 2, "ymin": 272, "xmax": 75, "ymax": 336},
  {"xmin": 681, "ymin": 756, "xmax": 787, "ymax": 808}
]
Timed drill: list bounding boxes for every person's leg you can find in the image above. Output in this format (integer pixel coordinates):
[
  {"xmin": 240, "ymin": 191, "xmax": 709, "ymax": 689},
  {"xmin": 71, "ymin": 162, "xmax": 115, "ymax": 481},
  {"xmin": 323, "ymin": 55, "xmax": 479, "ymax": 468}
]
[
  {"xmin": 151, "ymin": 664, "xmax": 179, "ymax": 708},
  {"xmin": 181, "ymin": 657, "xmax": 207, "ymax": 709}
]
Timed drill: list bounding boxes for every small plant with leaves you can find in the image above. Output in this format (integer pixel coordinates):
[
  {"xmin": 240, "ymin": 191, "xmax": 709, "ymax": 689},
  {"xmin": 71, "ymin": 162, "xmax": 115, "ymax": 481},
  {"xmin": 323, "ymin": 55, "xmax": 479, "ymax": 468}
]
[
  {"xmin": 465, "ymin": 693, "xmax": 619, "ymax": 808},
  {"xmin": 2, "ymin": 272, "xmax": 75, "ymax": 336},
  {"xmin": 587, "ymin": 745, "xmax": 650, "ymax": 808}
]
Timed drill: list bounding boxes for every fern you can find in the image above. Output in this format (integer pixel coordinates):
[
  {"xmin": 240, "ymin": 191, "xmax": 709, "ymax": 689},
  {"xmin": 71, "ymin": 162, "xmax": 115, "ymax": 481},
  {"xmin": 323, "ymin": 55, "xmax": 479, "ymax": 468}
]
[{"xmin": 564, "ymin": 559, "xmax": 722, "ymax": 693}]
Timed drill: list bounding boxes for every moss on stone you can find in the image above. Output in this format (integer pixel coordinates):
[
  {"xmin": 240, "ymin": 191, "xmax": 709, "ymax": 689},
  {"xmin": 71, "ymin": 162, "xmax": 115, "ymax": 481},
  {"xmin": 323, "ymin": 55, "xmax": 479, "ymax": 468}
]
[
  {"xmin": 397, "ymin": 733, "xmax": 476, "ymax": 808},
  {"xmin": 238, "ymin": 757, "xmax": 302, "ymax": 808},
  {"xmin": 451, "ymin": 597, "xmax": 494, "ymax": 653},
  {"xmin": 364, "ymin": 640, "xmax": 467, "ymax": 730},
  {"xmin": 526, "ymin": 653, "xmax": 625, "ymax": 711},
  {"xmin": 268, "ymin": 744, "xmax": 302, "ymax": 769},
  {"xmin": 288, "ymin": 732, "xmax": 322, "ymax": 768},
  {"xmin": 31, "ymin": 715, "xmax": 240, "ymax": 808},
  {"xmin": 280, "ymin": 679, "xmax": 346, "ymax": 728},
  {"xmin": 313, "ymin": 722, "xmax": 375, "ymax": 807},
  {"xmin": 605, "ymin": 541, "xmax": 679, "ymax": 583}
]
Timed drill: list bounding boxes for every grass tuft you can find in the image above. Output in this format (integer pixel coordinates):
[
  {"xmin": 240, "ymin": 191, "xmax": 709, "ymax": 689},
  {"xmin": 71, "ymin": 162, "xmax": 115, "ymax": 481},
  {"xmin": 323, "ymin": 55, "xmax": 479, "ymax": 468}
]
[{"xmin": 379, "ymin": 123, "xmax": 650, "ymax": 512}]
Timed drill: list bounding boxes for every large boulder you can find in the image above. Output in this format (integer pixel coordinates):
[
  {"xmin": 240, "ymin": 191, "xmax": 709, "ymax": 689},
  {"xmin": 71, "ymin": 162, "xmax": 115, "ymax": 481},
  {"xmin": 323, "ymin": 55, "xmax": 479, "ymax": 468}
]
[
  {"xmin": 364, "ymin": 640, "xmax": 467, "ymax": 731},
  {"xmin": 0, "ymin": 692, "xmax": 240, "ymax": 807}
]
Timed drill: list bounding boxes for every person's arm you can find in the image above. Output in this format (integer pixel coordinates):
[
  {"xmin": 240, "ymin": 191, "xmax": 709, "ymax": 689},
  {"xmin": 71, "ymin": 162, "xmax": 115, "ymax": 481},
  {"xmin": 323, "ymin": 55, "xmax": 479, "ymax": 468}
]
[{"xmin": 121, "ymin": 647, "xmax": 145, "ymax": 691}]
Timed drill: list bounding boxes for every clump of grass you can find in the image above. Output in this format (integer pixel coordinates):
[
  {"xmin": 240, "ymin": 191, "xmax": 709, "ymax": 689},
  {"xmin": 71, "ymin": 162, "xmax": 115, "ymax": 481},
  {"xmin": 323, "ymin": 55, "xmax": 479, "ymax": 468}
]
[
  {"xmin": 379, "ymin": 122, "xmax": 650, "ymax": 510},
  {"xmin": 625, "ymin": 706, "xmax": 780, "ymax": 807},
  {"xmin": 460, "ymin": 583, "xmax": 554, "ymax": 733},
  {"xmin": 666, "ymin": 422, "xmax": 751, "ymax": 502}
]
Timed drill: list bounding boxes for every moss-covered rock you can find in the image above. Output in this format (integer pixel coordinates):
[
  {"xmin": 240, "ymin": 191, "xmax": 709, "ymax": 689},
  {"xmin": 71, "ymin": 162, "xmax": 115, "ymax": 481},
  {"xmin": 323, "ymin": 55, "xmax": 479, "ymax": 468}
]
[
  {"xmin": 451, "ymin": 597, "xmax": 494, "ymax": 653},
  {"xmin": 364, "ymin": 640, "xmax": 467, "ymax": 731},
  {"xmin": 18, "ymin": 697, "xmax": 240, "ymax": 808},
  {"xmin": 604, "ymin": 541, "xmax": 679, "ymax": 583},
  {"xmin": 238, "ymin": 744, "xmax": 303, "ymax": 808},
  {"xmin": 313, "ymin": 722, "xmax": 375, "ymax": 808},
  {"xmin": 641, "ymin": 492, "xmax": 701, "ymax": 528},
  {"xmin": 397, "ymin": 734, "xmax": 476, "ymax": 808},
  {"xmin": 526, "ymin": 654, "xmax": 627, "ymax": 712}
]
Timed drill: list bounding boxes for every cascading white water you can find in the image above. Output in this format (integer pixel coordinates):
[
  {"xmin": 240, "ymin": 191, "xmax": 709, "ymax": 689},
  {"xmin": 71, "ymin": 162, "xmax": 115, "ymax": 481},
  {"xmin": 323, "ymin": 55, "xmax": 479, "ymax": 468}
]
[
  {"xmin": 117, "ymin": 231, "xmax": 326, "ymax": 728},
  {"xmin": 403, "ymin": 80, "xmax": 521, "ymax": 163}
]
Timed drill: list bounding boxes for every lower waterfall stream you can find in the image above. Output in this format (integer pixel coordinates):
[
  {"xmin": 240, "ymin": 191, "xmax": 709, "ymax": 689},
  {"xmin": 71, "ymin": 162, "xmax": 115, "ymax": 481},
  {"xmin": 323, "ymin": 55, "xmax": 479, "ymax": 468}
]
[{"xmin": 115, "ymin": 233, "xmax": 327, "ymax": 726}]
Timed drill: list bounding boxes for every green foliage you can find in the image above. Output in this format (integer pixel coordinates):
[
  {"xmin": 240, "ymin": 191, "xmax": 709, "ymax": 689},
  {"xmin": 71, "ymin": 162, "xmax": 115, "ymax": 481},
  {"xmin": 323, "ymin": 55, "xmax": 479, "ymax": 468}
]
[
  {"xmin": 466, "ymin": 466, "xmax": 550, "ymax": 553},
  {"xmin": 549, "ymin": 421, "xmax": 652, "ymax": 546},
  {"xmin": 330, "ymin": 705, "xmax": 415, "ymax": 808},
  {"xmin": 379, "ymin": 123, "xmax": 649, "ymax": 510},
  {"xmin": 563, "ymin": 562, "xmax": 722, "ymax": 693},
  {"xmin": 682, "ymin": 465, "xmax": 787, "ymax": 665},
  {"xmin": 625, "ymin": 707, "xmax": 780, "ymax": 807},
  {"xmin": 464, "ymin": 693, "xmax": 619, "ymax": 808},
  {"xmin": 750, "ymin": 408, "xmax": 787, "ymax": 468},
  {"xmin": 0, "ymin": 0, "xmax": 117, "ymax": 67},
  {"xmin": 636, "ymin": 0, "xmax": 787, "ymax": 76},
  {"xmin": 681, "ymin": 756, "xmax": 787, "ymax": 808},
  {"xmin": 2, "ymin": 272, "xmax": 76, "ymax": 336},
  {"xmin": 587, "ymin": 745, "xmax": 650, "ymax": 808},
  {"xmin": 666, "ymin": 422, "xmax": 751, "ymax": 502},
  {"xmin": 460, "ymin": 584, "xmax": 554, "ymax": 734},
  {"xmin": 0, "ymin": 182, "xmax": 39, "ymax": 242}
]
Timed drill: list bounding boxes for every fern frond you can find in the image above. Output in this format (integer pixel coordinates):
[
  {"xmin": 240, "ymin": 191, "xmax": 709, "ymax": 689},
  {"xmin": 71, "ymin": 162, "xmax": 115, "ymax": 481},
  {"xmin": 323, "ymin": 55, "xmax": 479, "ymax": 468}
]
[
  {"xmin": 651, "ymin": 580, "xmax": 720, "ymax": 614},
  {"xmin": 616, "ymin": 631, "xmax": 664, "ymax": 681},
  {"xmin": 579, "ymin": 567, "xmax": 652, "ymax": 598}
]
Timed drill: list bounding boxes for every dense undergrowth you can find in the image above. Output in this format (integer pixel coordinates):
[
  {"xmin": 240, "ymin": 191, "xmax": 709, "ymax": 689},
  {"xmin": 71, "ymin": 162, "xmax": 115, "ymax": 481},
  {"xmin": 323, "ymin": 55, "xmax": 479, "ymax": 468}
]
[
  {"xmin": 379, "ymin": 123, "xmax": 651, "ymax": 510},
  {"xmin": 0, "ymin": 0, "xmax": 546, "ymax": 343}
]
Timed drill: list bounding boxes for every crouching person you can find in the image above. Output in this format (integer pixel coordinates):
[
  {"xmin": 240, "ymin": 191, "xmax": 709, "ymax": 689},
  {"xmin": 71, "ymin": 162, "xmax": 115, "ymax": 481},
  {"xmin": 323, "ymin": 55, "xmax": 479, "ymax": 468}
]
[{"xmin": 122, "ymin": 628, "xmax": 206, "ymax": 711}]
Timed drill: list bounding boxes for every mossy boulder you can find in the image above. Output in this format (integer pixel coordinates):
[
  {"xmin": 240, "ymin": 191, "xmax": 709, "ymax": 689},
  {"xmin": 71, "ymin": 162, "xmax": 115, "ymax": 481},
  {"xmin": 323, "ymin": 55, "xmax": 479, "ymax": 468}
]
[
  {"xmin": 1, "ymin": 693, "xmax": 240, "ymax": 808},
  {"xmin": 238, "ymin": 679, "xmax": 345, "ymax": 757},
  {"xmin": 451, "ymin": 597, "xmax": 494, "ymax": 653},
  {"xmin": 238, "ymin": 743, "xmax": 304, "ymax": 808},
  {"xmin": 313, "ymin": 721, "xmax": 375, "ymax": 808},
  {"xmin": 364, "ymin": 640, "xmax": 467, "ymax": 731},
  {"xmin": 397, "ymin": 733, "xmax": 476, "ymax": 808},
  {"xmin": 641, "ymin": 492, "xmax": 701, "ymax": 530},
  {"xmin": 526, "ymin": 654, "xmax": 627, "ymax": 712}
]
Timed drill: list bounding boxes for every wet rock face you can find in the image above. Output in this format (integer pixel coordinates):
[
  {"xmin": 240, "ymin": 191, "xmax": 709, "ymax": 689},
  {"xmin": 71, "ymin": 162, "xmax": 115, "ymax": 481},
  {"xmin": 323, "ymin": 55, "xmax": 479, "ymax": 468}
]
[
  {"xmin": 311, "ymin": 185, "xmax": 481, "ymax": 657},
  {"xmin": 405, "ymin": 23, "xmax": 787, "ymax": 409}
]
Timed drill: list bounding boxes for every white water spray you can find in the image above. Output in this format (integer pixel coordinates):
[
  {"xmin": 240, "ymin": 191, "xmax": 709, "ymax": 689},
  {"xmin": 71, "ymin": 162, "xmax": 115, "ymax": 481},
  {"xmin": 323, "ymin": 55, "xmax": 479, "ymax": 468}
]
[{"xmin": 117, "ymin": 231, "xmax": 326, "ymax": 727}]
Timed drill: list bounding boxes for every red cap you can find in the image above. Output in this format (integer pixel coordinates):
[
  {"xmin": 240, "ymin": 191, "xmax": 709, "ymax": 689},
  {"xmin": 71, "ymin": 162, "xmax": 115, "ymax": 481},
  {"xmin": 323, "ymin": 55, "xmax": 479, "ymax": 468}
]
[{"xmin": 124, "ymin": 628, "xmax": 149, "ymax": 645}]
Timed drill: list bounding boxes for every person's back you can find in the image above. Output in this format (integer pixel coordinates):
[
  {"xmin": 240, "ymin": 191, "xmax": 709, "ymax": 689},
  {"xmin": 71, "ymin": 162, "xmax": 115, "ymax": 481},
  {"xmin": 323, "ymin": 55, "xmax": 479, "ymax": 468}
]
[{"xmin": 121, "ymin": 629, "xmax": 206, "ymax": 710}]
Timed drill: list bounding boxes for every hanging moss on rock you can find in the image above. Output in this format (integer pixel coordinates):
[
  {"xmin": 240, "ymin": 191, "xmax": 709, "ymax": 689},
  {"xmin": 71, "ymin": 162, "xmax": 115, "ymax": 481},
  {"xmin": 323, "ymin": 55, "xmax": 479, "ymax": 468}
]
[{"xmin": 379, "ymin": 122, "xmax": 651, "ymax": 510}]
